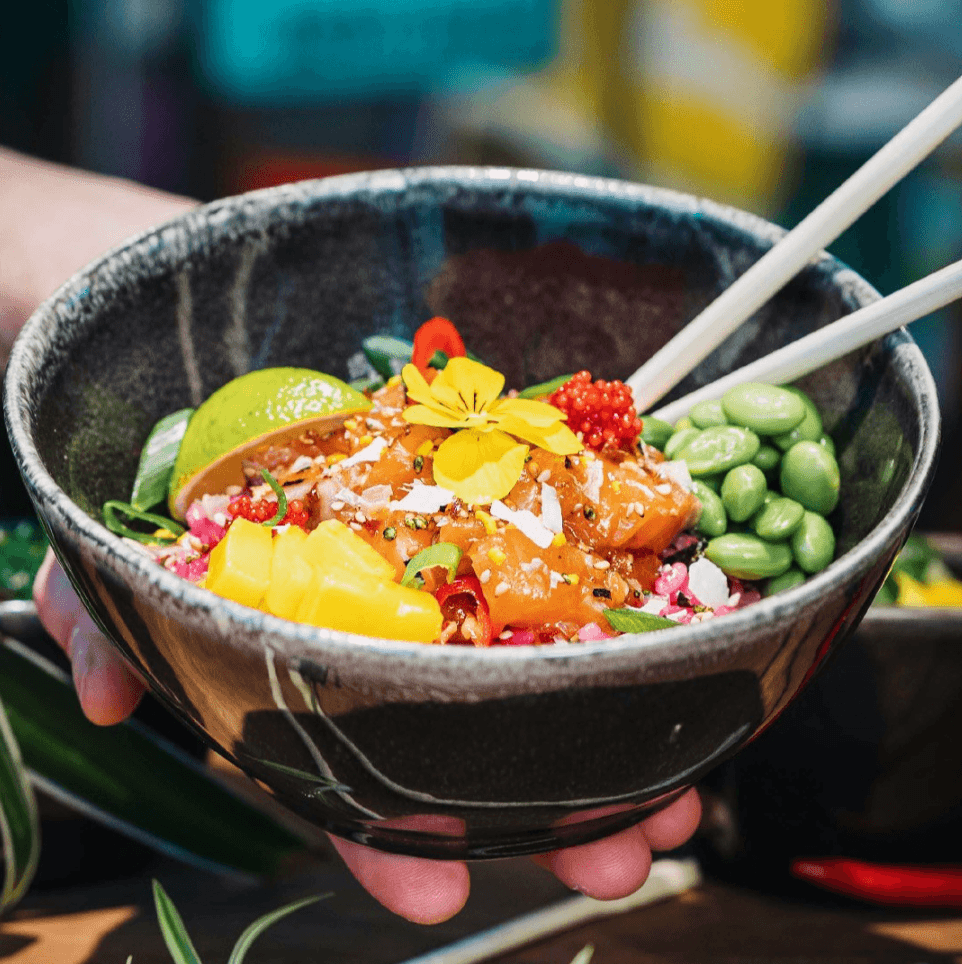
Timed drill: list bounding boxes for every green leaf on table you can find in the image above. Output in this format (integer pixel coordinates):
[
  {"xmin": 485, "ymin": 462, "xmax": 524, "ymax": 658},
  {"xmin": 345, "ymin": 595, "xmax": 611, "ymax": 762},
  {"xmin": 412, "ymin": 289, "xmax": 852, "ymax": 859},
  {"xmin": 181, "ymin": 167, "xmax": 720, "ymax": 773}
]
[
  {"xmin": 0, "ymin": 628, "xmax": 305, "ymax": 877},
  {"xmin": 227, "ymin": 893, "xmax": 329, "ymax": 964},
  {"xmin": 153, "ymin": 880, "xmax": 204, "ymax": 964},
  {"xmin": 0, "ymin": 692, "xmax": 39, "ymax": 916}
]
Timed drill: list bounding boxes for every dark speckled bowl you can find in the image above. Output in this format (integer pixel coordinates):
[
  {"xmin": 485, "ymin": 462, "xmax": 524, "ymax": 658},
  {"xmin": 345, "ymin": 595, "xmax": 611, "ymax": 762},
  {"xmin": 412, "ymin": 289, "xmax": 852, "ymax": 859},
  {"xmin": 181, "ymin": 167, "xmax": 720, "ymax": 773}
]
[{"xmin": 3, "ymin": 169, "xmax": 941, "ymax": 859}]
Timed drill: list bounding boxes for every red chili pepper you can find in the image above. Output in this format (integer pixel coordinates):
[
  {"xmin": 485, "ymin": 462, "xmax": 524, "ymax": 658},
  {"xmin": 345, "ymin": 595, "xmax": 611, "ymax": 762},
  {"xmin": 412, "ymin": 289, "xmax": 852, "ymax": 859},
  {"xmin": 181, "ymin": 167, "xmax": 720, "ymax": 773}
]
[
  {"xmin": 412, "ymin": 316, "xmax": 467, "ymax": 372},
  {"xmin": 435, "ymin": 575, "xmax": 493, "ymax": 646},
  {"xmin": 791, "ymin": 857, "xmax": 962, "ymax": 906}
]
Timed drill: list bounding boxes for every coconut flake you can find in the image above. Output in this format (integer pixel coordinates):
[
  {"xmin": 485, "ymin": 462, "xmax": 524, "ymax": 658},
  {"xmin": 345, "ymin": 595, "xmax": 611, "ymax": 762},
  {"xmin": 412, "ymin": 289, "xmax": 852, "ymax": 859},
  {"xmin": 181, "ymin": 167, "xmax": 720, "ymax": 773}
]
[
  {"xmin": 584, "ymin": 459, "xmax": 604, "ymax": 503},
  {"xmin": 687, "ymin": 557, "xmax": 730, "ymax": 609},
  {"xmin": 338, "ymin": 435, "xmax": 388, "ymax": 469},
  {"xmin": 489, "ymin": 500, "xmax": 554, "ymax": 549},
  {"xmin": 390, "ymin": 480, "xmax": 455, "ymax": 513},
  {"xmin": 333, "ymin": 486, "xmax": 361, "ymax": 507},
  {"xmin": 287, "ymin": 454, "xmax": 314, "ymax": 474},
  {"xmin": 540, "ymin": 482, "xmax": 563, "ymax": 533},
  {"xmin": 639, "ymin": 594, "xmax": 670, "ymax": 615},
  {"xmin": 656, "ymin": 459, "xmax": 693, "ymax": 491},
  {"xmin": 358, "ymin": 484, "xmax": 392, "ymax": 511}
]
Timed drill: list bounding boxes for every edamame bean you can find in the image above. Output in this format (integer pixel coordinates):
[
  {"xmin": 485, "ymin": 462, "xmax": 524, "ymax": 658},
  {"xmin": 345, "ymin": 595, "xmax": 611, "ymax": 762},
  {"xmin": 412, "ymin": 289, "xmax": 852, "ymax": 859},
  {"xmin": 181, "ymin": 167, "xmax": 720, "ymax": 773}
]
[
  {"xmin": 791, "ymin": 511, "xmax": 835, "ymax": 573},
  {"xmin": 690, "ymin": 399, "xmax": 728, "ymax": 429},
  {"xmin": 704, "ymin": 533, "xmax": 793, "ymax": 580},
  {"xmin": 664, "ymin": 427, "xmax": 701, "ymax": 460},
  {"xmin": 721, "ymin": 383, "xmax": 806, "ymax": 435},
  {"xmin": 780, "ymin": 441, "xmax": 841, "ymax": 515},
  {"xmin": 674, "ymin": 416, "xmax": 694, "ymax": 432},
  {"xmin": 752, "ymin": 495, "xmax": 804, "ymax": 541},
  {"xmin": 721, "ymin": 464, "xmax": 767, "ymax": 522},
  {"xmin": 675, "ymin": 425, "xmax": 760, "ymax": 476},
  {"xmin": 640, "ymin": 416, "xmax": 674, "ymax": 450},
  {"xmin": 752, "ymin": 444, "xmax": 781, "ymax": 472},
  {"xmin": 691, "ymin": 480, "xmax": 727, "ymax": 537},
  {"xmin": 766, "ymin": 567, "xmax": 807, "ymax": 595},
  {"xmin": 773, "ymin": 388, "xmax": 823, "ymax": 451}
]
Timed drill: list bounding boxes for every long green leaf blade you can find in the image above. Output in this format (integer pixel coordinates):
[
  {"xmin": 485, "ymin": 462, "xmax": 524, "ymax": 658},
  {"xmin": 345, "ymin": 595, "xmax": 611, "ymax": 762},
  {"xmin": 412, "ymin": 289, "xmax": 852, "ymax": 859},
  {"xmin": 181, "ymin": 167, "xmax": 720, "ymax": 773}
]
[
  {"xmin": 131, "ymin": 408, "xmax": 194, "ymax": 511},
  {"xmin": 153, "ymin": 880, "xmax": 204, "ymax": 964},
  {"xmin": 227, "ymin": 893, "xmax": 330, "ymax": 964},
  {"xmin": 0, "ymin": 628, "xmax": 305, "ymax": 877},
  {"xmin": 0, "ymin": 692, "xmax": 39, "ymax": 915}
]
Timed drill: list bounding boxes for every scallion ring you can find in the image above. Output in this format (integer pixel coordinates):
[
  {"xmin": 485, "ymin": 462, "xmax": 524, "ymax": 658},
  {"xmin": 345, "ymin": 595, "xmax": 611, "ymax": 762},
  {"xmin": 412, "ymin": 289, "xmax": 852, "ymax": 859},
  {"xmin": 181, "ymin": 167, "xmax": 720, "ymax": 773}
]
[{"xmin": 400, "ymin": 543, "xmax": 463, "ymax": 589}]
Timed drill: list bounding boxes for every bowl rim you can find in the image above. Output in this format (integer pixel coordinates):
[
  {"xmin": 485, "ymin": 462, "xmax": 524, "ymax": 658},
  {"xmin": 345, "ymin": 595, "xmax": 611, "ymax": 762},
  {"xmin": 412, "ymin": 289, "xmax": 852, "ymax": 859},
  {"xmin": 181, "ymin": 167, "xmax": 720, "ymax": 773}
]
[{"xmin": 3, "ymin": 166, "xmax": 942, "ymax": 675}]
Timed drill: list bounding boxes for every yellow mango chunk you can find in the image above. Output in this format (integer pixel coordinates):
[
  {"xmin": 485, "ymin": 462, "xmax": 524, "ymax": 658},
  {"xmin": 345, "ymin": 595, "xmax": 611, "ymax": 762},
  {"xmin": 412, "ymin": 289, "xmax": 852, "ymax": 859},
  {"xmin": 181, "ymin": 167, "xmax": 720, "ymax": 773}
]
[
  {"xmin": 263, "ymin": 526, "xmax": 313, "ymax": 620},
  {"xmin": 302, "ymin": 519, "xmax": 395, "ymax": 582},
  {"xmin": 295, "ymin": 565, "xmax": 442, "ymax": 643},
  {"xmin": 206, "ymin": 517, "xmax": 273, "ymax": 609}
]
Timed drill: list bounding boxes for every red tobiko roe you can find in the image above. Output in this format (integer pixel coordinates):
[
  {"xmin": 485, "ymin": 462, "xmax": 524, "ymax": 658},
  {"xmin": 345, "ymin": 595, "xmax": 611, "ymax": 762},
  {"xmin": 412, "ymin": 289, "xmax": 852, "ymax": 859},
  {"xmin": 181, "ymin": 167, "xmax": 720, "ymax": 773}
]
[
  {"xmin": 548, "ymin": 370, "xmax": 643, "ymax": 451},
  {"xmin": 229, "ymin": 495, "xmax": 310, "ymax": 530}
]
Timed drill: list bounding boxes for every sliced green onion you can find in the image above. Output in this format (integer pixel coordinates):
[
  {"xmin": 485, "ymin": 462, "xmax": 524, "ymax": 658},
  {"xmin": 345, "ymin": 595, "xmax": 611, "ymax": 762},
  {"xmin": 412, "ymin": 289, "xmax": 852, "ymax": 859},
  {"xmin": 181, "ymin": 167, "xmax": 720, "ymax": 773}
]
[
  {"xmin": 400, "ymin": 543, "xmax": 463, "ymax": 589},
  {"xmin": 604, "ymin": 608, "xmax": 678, "ymax": 633},
  {"xmin": 260, "ymin": 470, "xmax": 288, "ymax": 527},
  {"xmin": 362, "ymin": 335, "xmax": 414, "ymax": 380},
  {"xmin": 518, "ymin": 374, "xmax": 574, "ymax": 399},
  {"xmin": 103, "ymin": 501, "xmax": 185, "ymax": 545},
  {"xmin": 131, "ymin": 408, "xmax": 194, "ymax": 511},
  {"xmin": 427, "ymin": 349, "xmax": 449, "ymax": 370}
]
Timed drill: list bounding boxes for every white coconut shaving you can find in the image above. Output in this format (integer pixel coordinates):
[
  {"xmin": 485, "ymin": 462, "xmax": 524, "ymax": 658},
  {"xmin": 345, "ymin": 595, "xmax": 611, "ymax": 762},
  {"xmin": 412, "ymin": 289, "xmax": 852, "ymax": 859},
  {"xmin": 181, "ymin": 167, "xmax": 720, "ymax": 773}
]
[
  {"xmin": 540, "ymin": 482, "xmax": 563, "ymax": 533},
  {"xmin": 390, "ymin": 480, "xmax": 455, "ymax": 513},
  {"xmin": 655, "ymin": 459, "xmax": 693, "ymax": 491},
  {"xmin": 287, "ymin": 454, "xmax": 314, "ymax": 474},
  {"xmin": 584, "ymin": 459, "xmax": 604, "ymax": 503},
  {"xmin": 357, "ymin": 484, "xmax": 392, "ymax": 511},
  {"xmin": 687, "ymin": 557, "xmax": 730, "ymax": 609},
  {"xmin": 639, "ymin": 594, "xmax": 670, "ymax": 615},
  {"xmin": 489, "ymin": 500, "xmax": 554, "ymax": 549},
  {"xmin": 337, "ymin": 435, "xmax": 388, "ymax": 469}
]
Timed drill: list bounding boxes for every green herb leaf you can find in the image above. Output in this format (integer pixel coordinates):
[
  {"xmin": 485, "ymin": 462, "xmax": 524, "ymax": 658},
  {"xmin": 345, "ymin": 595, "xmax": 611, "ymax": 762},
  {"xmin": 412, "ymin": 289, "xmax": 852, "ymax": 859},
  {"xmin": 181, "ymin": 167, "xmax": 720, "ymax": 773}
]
[
  {"xmin": 260, "ymin": 470, "xmax": 288, "ymax": 527},
  {"xmin": 153, "ymin": 880, "xmax": 204, "ymax": 964},
  {"xmin": 604, "ymin": 608, "xmax": 678, "ymax": 633},
  {"xmin": 227, "ymin": 893, "xmax": 330, "ymax": 964},
  {"xmin": 427, "ymin": 349, "xmax": 450, "ymax": 370},
  {"xmin": 103, "ymin": 501, "xmax": 185, "ymax": 544},
  {"xmin": 0, "ymin": 692, "xmax": 39, "ymax": 917},
  {"xmin": 349, "ymin": 375, "xmax": 385, "ymax": 393},
  {"xmin": 132, "ymin": 408, "xmax": 194, "ymax": 511},
  {"xmin": 253, "ymin": 758, "xmax": 351, "ymax": 792},
  {"xmin": 569, "ymin": 945, "xmax": 595, "ymax": 964},
  {"xmin": 362, "ymin": 335, "xmax": 414, "ymax": 380},
  {"xmin": 517, "ymin": 374, "xmax": 574, "ymax": 399},
  {"xmin": 400, "ymin": 543, "xmax": 463, "ymax": 588}
]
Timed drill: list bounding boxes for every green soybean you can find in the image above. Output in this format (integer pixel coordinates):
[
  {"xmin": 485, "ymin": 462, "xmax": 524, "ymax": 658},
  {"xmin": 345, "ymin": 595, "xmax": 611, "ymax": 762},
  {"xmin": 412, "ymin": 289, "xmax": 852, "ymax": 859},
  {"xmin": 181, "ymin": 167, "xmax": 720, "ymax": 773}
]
[
  {"xmin": 674, "ymin": 416, "xmax": 694, "ymax": 432},
  {"xmin": 765, "ymin": 566, "xmax": 807, "ymax": 595},
  {"xmin": 675, "ymin": 425, "xmax": 760, "ymax": 476},
  {"xmin": 721, "ymin": 464, "xmax": 767, "ymax": 522},
  {"xmin": 773, "ymin": 387, "xmax": 823, "ymax": 450},
  {"xmin": 691, "ymin": 480, "xmax": 727, "ymax": 537},
  {"xmin": 722, "ymin": 383, "xmax": 806, "ymax": 435},
  {"xmin": 664, "ymin": 427, "xmax": 701, "ymax": 460},
  {"xmin": 791, "ymin": 511, "xmax": 836, "ymax": 573},
  {"xmin": 752, "ymin": 444, "xmax": 781, "ymax": 472},
  {"xmin": 780, "ymin": 441, "xmax": 841, "ymax": 515},
  {"xmin": 640, "ymin": 416, "xmax": 674, "ymax": 450},
  {"xmin": 704, "ymin": 533, "xmax": 793, "ymax": 580},
  {"xmin": 698, "ymin": 473, "xmax": 724, "ymax": 493},
  {"xmin": 752, "ymin": 495, "xmax": 805, "ymax": 541},
  {"xmin": 689, "ymin": 399, "xmax": 729, "ymax": 428}
]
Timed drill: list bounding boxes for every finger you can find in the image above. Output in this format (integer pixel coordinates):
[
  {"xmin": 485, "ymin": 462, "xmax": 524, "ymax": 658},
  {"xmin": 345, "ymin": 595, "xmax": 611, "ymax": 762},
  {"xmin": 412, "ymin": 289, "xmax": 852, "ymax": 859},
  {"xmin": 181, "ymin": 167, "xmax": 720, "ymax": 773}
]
[
  {"xmin": 538, "ymin": 823, "xmax": 653, "ymax": 900},
  {"xmin": 327, "ymin": 835, "xmax": 470, "ymax": 924},
  {"xmin": 33, "ymin": 548, "xmax": 145, "ymax": 725},
  {"xmin": 639, "ymin": 788, "xmax": 702, "ymax": 852}
]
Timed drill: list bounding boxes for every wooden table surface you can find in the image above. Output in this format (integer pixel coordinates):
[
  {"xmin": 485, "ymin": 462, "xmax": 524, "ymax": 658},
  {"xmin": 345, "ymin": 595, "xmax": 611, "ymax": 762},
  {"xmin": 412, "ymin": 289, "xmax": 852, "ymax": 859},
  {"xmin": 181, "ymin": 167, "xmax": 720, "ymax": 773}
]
[{"xmin": 4, "ymin": 845, "xmax": 962, "ymax": 964}]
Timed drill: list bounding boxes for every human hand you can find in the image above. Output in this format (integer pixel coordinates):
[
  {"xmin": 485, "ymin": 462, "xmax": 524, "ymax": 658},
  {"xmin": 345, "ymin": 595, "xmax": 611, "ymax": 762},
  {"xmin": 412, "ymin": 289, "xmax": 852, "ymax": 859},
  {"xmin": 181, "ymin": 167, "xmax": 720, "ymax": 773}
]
[{"xmin": 34, "ymin": 549, "xmax": 702, "ymax": 924}]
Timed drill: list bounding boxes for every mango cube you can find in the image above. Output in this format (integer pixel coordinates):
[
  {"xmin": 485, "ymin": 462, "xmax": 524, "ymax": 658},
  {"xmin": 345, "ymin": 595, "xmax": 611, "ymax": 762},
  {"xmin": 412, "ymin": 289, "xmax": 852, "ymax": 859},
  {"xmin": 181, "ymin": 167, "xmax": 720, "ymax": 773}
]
[{"xmin": 206, "ymin": 517, "xmax": 273, "ymax": 609}]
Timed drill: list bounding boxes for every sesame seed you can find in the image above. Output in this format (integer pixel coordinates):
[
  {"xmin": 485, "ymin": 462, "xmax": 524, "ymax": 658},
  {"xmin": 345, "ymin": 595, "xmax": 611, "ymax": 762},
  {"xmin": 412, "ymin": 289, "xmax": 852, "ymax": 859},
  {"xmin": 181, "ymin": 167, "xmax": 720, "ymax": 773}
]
[
  {"xmin": 331, "ymin": 501, "xmax": 345, "ymax": 511},
  {"xmin": 537, "ymin": 469, "xmax": 551, "ymax": 483},
  {"xmin": 655, "ymin": 483, "xmax": 672, "ymax": 495},
  {"xmin": 349, "ymin": 522, "xmax": 363, "ymax": 531},
  {"xmin": 479, "ymin": 569, "xmax": 492, "ymax": 584},
  {"xmin": 594, "ymin": 560, "xmax": 611, "ymax": 570},
  {"xmin": 354, "ymin": 511, "xmax": 367, "ymax": 523},
  {"xmin": 498, "ymin": 630, "xmax": 513, "ymax": 640},
  {"xmin": 495, "ymin": 581, "xmax": 510, "ymax": 596}
]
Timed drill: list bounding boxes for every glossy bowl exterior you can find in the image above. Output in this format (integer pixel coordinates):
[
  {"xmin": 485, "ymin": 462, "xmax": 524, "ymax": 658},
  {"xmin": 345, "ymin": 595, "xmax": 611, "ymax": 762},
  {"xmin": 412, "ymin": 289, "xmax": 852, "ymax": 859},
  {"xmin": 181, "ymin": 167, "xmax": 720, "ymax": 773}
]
[{"xmin": 4, "ymin": 169, "xmax": 940, "ymax": 858}]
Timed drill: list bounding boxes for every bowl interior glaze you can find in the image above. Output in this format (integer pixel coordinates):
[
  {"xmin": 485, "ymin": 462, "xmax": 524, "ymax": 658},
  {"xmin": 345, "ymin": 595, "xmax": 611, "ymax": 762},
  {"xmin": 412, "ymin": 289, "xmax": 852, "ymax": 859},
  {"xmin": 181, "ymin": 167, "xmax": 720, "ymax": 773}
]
[{"xmin": 4, "ymin": 169, "xmax": 941, "ymax": 858}]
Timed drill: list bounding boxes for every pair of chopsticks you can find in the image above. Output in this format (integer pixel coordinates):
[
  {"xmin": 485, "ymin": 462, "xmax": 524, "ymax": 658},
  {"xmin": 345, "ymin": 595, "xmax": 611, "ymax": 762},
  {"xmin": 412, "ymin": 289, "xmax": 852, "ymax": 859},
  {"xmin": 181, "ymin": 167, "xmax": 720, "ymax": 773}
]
[{"xmin": 624, "ymin": 74, "xmax": 962, "ymax": 424}]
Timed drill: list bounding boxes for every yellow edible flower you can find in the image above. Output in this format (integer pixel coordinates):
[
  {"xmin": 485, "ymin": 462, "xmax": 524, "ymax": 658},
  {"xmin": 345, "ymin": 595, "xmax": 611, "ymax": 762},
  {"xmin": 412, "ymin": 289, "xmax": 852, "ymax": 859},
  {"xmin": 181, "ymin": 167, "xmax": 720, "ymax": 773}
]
[{"xmin": 401, "ymin": 358, "xmax": 581, "ymax": 504}]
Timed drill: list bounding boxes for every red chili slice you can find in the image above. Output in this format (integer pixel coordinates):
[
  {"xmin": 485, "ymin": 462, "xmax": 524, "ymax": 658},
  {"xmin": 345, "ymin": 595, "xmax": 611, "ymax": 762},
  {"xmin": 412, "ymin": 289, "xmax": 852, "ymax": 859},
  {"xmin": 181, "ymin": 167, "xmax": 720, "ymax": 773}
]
[
  {"xmin": 791, "ymin": 857, "xmax": 962, "ymax": 906},
  {"xmin": 412, "ymin": 316, "xmax": 467, "ymax": 372},
  {"xmin": 435, "ymin": 576, "xmax": 493, "ymax": 647}
]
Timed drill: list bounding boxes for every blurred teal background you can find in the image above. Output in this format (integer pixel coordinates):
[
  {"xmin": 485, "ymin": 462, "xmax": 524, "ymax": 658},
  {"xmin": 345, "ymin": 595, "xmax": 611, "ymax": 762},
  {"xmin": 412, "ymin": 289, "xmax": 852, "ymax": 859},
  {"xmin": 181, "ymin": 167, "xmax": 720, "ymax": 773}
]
[{"xmin": 3, "ymin": 0, "xmax": 962, "ymax": 527}]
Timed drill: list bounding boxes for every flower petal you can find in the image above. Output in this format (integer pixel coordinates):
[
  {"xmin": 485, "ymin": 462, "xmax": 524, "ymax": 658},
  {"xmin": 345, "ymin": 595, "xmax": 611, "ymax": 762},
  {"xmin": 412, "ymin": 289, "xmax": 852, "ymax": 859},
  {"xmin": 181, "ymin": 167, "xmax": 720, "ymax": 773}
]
[
  {"xmin": 401, "ymin": 363, "xmax": 436, "ymax": 406},
  {"xmin": 401, "ymin": 404, "xmax": 469, "ymax": 429},
  {"xmin": 433, "ymin": 358, "xmax": 505, "ymax": 413},
  {"xmin": 432, "ymin": 429, "xmax": 528, "ymax": 504},
  {"xmin": 491, "ymin": 397, "xmax": 568, "ymax": 427},
  {"xmin": 495, "ymin": 413, "xmax": 582, "ymax": 454}
]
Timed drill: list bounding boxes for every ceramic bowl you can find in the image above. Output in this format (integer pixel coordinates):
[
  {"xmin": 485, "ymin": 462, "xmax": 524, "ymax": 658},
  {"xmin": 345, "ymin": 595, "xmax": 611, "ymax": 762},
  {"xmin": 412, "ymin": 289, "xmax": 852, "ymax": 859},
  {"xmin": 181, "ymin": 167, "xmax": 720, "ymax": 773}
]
[{"xmin": 4, "ymin": 168, "xmax": 940, "ymax": 859}]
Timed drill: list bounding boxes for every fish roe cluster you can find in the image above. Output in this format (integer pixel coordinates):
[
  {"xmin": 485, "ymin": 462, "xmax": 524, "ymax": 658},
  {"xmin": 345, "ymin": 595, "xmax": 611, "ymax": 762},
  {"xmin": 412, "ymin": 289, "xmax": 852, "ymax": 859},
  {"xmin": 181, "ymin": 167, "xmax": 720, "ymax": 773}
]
[
  {"xmin": 228, "ymin": 495, "xmax": 310, "ymax": 529},
  {"xmin": 548, "ymin": 371, "xmax": 643, "ymax": 451}
]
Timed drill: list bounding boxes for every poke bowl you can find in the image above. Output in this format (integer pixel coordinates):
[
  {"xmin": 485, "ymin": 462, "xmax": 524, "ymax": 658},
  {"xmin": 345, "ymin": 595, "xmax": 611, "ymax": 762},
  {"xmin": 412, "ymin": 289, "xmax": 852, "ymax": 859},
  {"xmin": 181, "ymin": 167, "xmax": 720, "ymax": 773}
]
[{"xmin": 3, "ymin": 168, "xmax": 940, "ymax": 859}]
